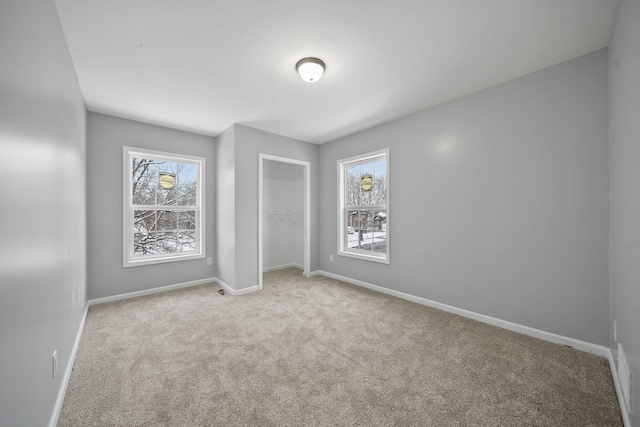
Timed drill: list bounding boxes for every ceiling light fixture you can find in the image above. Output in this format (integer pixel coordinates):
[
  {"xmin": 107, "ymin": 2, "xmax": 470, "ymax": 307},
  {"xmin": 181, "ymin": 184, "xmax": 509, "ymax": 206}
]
[{"xmin": 296, "ymin": 57, "xmax": 325, "ymax": 83}]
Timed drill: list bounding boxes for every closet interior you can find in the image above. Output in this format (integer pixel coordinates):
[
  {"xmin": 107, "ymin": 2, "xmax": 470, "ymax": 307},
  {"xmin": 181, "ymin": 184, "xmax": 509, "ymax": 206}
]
[{"xmin": 261, "ymin": 159, "xmax": 305, "ymax": 272}]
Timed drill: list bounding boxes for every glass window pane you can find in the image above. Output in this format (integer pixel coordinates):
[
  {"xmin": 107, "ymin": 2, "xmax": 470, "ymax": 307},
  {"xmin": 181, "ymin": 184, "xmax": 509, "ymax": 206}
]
[
  {"xmin": 348, "ymin": 209, "xmax": 387, "ymax": 254},
  {"xmin": 156, "ymin": 161, "xmax": 177, "ymax": 205},
  {"xmin": 346, "ymin": 164, "xmax": 360, "ymax": 208},
  {"xmin": 346, "ymin": 159, "xmax": 387, "ymax": 208},
  {"xmin": 373, "ymin": 159, "xmax": 387, "ymax": 207},
  {"xmin": 134, "ymin": 210, "xmax": 156, "ymax": 233},
  {"xmin": 360, "ymin": 162, "xmax": 374, "ymax": 175},
  {"xmin": 157, "ymin": 189, "xmax": 177, "ymax": 206},
  {"xmin": 361, "ymin": 174, "xmax": 372, "ymax": 206},
  {"xmin": 133, "ymin": 233, "xmax": 145, "ymax": 256},
  {"xmin": 133, "ymin": 182, "xmax": 155, "ymax": 205},
  {"xmin": 178, "ymin": 230, "xmax": 196, "ymax": 252},
  {"xmin": 362, "ymin": 228, "xmax": 374, "ymax": 251},
  {"xmin": 345, "ymin": 209, "xmax": 356, "ymax": 249},
  {"xmin": 178, "ymin": 211, "xmax": 196, "ymax": 230},
  {"xmin": 373, "ymin": 209, "xmax": 387, "ymax": 254},
  {"xmin": 357, "ymin": 209, "xmax": 372, "ymax": 231},
  {"xmin": 353, "ymin": 209, "xmax": 369, "ymax": 250},
  {"xmin": 132, "ymin": 158, "xmax": 157, "ymax": 181},
  {"xmin": 157, "ymin": 210, "xmax": 177, "ymax": 231},
  {"xmin": 134, "ymin": 232, "xmax": 156, "ymax": 256},
  {"xmin": 176, "ymin": 164, "xmax": 196, "ymax": 184},
  {"xmin": 374, "ymin": 159, "xmax": 386, "ymax": 179},
  {"xmin": 156, "ymin": 231, "xmax": 178, "ymax": 254},
  {"xmin": 177, "ymin": 186, "xmax": 196, "ymax": 206},
  {"xmin": 174, "ymin": 163, "xmax": 196, "ymax": 206},
  {"xmin": 157, "ymin": 161, "xmax": 178, "ymax": 175},
  {"xmin": 360, "ymin": 163, "xmax": 374, "ymax": 206},
  {"xmin": 132, "ymin": 158, "xmax": 157, "ymax": 205}
]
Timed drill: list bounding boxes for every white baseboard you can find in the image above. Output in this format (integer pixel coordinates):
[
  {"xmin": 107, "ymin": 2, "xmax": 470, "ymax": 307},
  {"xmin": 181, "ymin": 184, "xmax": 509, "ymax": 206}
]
[
  {"xmin": 89, "ymin": 276, "xmax": 261, "ymax": 303},
  {"xmin": 310, "ymin": 270, "xmax": 609, "ymax": 358},
  {"xmin": 49, "ymin": 302, "xmax": 89, "ymax": 427},
  {"xmin": 263, "ymin": 263, "xmax": 303, "ymax": 273},
  {"xmin": 88, "ymin": 277, "xmax": 217, "ymax": 306},
  {"xmin": 215, "ymin": 277, "xmax": 259, "ymax": 296},
  {"xmin": 608, "ymin": 350, "xmax": 633, "ymax": 427}
]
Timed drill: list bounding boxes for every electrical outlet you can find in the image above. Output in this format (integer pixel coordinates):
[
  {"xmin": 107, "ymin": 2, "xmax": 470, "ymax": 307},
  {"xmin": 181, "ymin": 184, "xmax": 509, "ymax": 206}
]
[
  {"xmin": 207, "ymin": 257, "xmax": 213, "ymax": 265},
  {"xmin": 52, "ymin": 351, "xmax": 57, "ymax": 379},
  {"xmin": 329, "ymin": 254, "xmax": 334, "ymax": 262}
]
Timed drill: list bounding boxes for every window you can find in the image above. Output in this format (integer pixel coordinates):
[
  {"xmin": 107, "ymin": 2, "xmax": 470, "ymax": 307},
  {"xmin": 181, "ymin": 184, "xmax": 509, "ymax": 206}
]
[
  {"xmin": 338, "ymin": 149, "xmax": 389, "ymax": 263},
  {"xmin": 123, "ymin": 147, "xmax": 205, "ymax": 267}
]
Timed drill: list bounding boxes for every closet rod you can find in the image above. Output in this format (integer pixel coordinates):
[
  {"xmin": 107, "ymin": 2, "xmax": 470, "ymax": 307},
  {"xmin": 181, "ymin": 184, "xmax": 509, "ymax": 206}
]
[{"xmin": 262, "ymin": 209, "xmax": 303, "ymax": 213}]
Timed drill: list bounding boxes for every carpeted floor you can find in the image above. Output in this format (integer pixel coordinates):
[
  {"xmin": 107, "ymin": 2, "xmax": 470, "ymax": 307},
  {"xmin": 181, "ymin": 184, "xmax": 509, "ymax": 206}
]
[{"xmin": 58, "ymin": 268, "xmax": 623, "ymax": 426}]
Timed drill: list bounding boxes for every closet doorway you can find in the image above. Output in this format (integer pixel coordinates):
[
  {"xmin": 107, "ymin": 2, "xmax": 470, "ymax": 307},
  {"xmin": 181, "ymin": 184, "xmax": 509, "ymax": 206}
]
[{"xmin": 258, "ymin": 154, "xmax": 310, "ymax": 289}]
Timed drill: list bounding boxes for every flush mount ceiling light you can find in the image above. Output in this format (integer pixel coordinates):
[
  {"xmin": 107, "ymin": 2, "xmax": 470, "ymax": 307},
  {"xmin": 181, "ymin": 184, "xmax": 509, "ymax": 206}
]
[{"xmin": 296, "ymin": 57, "xmax": 325, "ymax": 83}]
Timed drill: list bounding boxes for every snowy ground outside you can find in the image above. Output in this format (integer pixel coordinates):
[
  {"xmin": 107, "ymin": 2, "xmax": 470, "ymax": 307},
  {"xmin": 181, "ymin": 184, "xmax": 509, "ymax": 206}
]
[{"xmin": 347, "ymin": 231, "xmax": 387, "ymax": 252}]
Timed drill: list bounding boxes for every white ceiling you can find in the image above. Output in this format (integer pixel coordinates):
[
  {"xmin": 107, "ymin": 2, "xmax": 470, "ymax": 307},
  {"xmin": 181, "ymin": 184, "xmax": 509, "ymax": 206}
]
[{"xmin": 54, "ymin": 0, "xmax": 619, "ymax": 144}]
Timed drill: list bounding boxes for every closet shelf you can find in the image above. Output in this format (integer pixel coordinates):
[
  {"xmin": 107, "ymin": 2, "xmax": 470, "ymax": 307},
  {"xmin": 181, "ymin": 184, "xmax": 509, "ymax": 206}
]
[
  {"xmin": 262, "ymin": 209, "xmax": 303, "ymax": 226},
  {"xmin": 262, "ymin": 209, "xmax": 303, "ymax": 214}
]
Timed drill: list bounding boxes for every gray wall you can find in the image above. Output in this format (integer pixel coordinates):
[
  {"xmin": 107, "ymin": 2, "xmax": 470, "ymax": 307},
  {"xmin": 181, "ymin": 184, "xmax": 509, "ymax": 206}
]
[
  {"xmin": 87, "ymin": 113, "xmax": 215, "ymax": 299},
  {"xmin": 609, "ymin": 0, "xmax": 640, "ymax": 421},
  {"xmin": 217, "ymin": 124, "xmax": 318, "ymax": 290},
  {"xmin": 0, "ymin": 1, "xmax": 87, "ymax": 425},
  {"xmin": 319, "ymin": 49, "xmax": 610, "ymax": 346},
  {"xmin": 215, "ymin": 125, "xmax": 236, "ymax": 287},
  {"xmin": 263, "ymin": 160, "xmax": 305, "ymax": 269}
]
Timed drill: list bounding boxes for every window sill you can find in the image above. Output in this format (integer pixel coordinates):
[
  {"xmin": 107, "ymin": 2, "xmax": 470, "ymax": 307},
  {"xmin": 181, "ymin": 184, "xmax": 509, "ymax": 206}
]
[
  {"xmin": 123, "ymin": 252, "xmax": 205, "ymax": 268},
  {"xmin": 338, "ymin": 250, "xmax": 389, "ymax": 264}
]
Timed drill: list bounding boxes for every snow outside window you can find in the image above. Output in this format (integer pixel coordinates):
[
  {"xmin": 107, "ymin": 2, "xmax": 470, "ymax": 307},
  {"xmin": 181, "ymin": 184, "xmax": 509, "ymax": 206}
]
[
  {"xmin": 338, "ymin": 149, "xmax": 389, "ymax": 264},
  {"xmin": 123, "ymin": 147, "xmax": 205, "ymax": 267}
]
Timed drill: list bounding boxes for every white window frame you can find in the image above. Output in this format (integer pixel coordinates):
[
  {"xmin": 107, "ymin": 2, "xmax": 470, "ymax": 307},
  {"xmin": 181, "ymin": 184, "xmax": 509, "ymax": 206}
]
[
  {"xmin": 337, "ymin": 148, "xmax": 389, "ymax": 264},
  {"xmin": 123, "ymin": 146, "xmax": 206, "ymax": 267}
]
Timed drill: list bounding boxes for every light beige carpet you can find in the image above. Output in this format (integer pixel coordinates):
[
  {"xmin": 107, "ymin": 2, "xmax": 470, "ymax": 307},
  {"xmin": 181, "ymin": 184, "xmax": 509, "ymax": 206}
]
[{"xmin": 58, "ymin": 268, "xmax": 622, "ymax": 426}]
